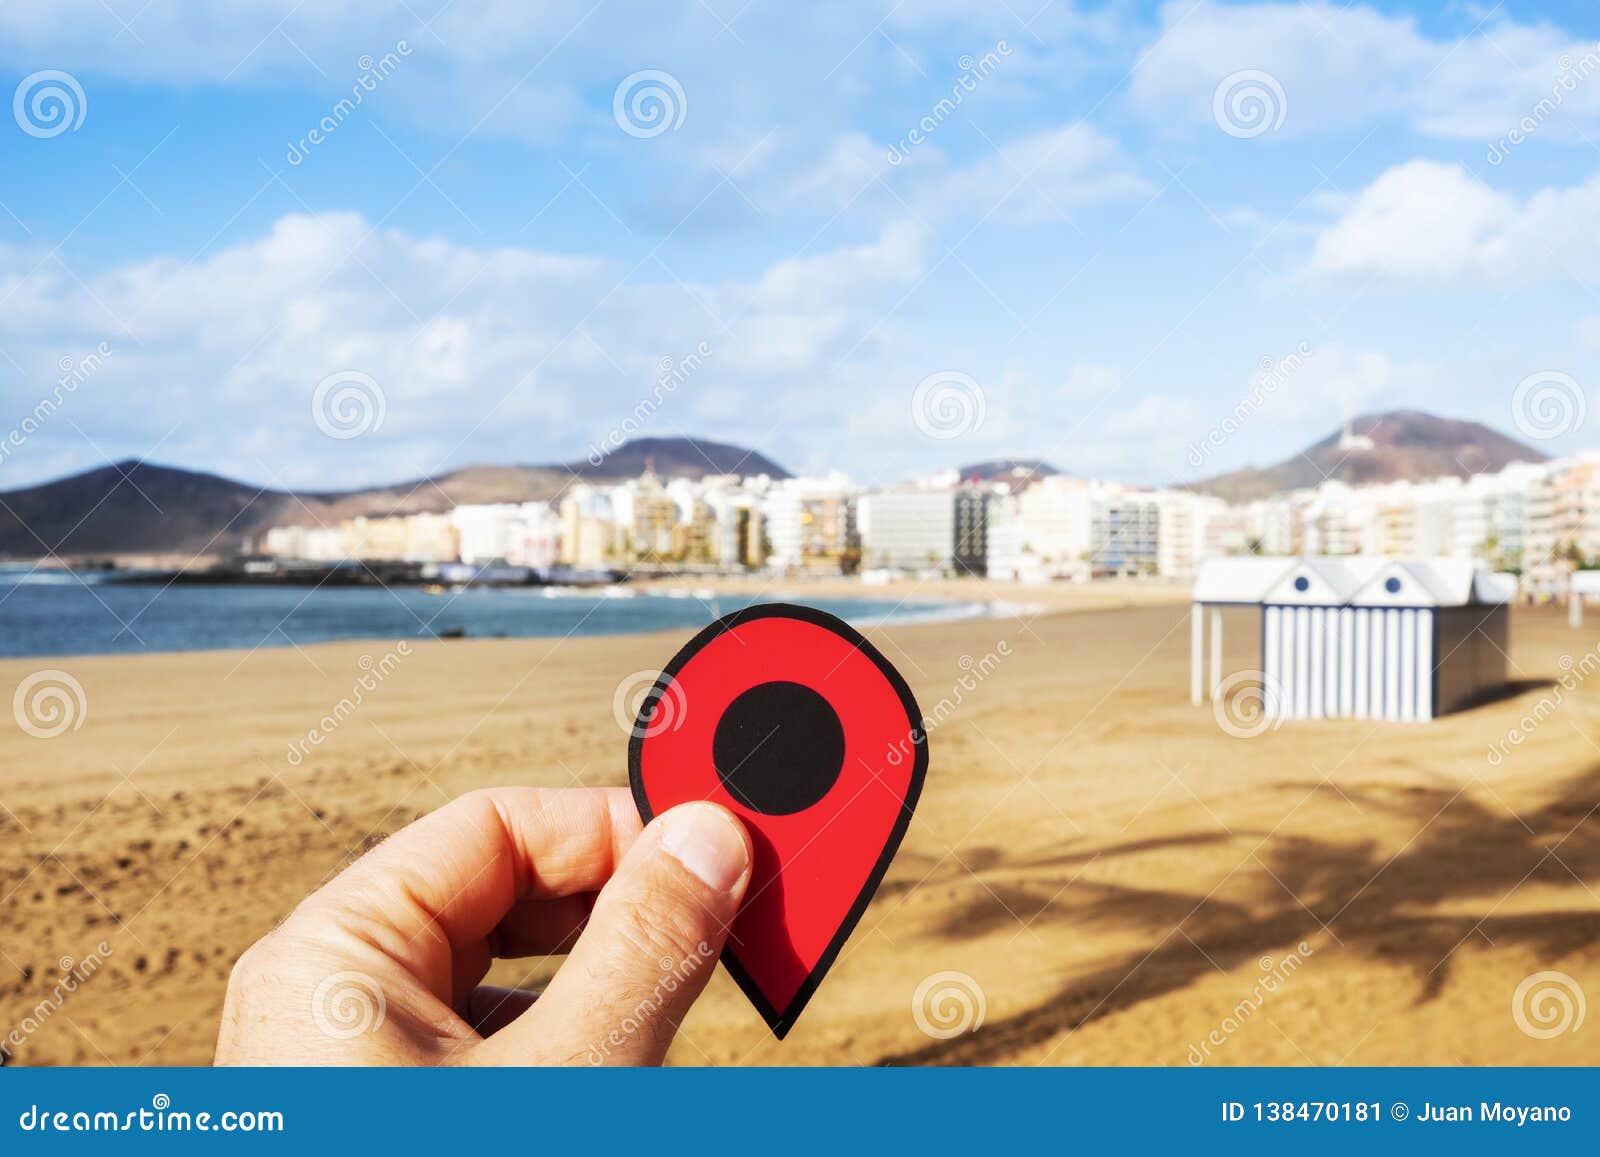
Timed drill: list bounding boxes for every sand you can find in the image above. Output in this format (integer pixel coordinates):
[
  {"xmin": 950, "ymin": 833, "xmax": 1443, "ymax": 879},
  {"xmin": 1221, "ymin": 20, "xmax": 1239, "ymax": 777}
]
[{"xmin": 2, "ymin": 593, "xmax": 1597, "ymax": 1066}]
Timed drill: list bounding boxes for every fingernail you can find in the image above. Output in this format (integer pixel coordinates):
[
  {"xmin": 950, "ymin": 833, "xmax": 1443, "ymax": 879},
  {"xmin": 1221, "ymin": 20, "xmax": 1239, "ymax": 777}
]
[{"xmin": 659, "ymin": 803, "xmax": 748, "ymax": 892}]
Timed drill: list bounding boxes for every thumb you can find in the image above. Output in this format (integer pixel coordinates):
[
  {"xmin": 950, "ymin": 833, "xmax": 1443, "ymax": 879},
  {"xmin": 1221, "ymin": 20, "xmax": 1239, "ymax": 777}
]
[{"xmin": 472, "ymin": 801, "xmax": 752, "ymax": 1066}]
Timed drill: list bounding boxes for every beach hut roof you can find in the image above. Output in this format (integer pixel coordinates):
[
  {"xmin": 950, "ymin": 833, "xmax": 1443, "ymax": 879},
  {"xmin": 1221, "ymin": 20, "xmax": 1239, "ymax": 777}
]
[
  {"xmin": 1194, "ymin": 556, "xmax": 1510, "ymax": 608},
  {"xmin": 1478, "ymin": 571, "xmax": 1519, "ymax": 603},
  {"xmin": 1261, "ymin": 557, "xmax": 1386, "ymax": 606},
  {"xmin": 1190, "ymin": 557, "xmax": 1299, "ymax": 604},
  {"xmin": 1348, "ymin": 559, "xmax": 1468, "ymax": 606}
]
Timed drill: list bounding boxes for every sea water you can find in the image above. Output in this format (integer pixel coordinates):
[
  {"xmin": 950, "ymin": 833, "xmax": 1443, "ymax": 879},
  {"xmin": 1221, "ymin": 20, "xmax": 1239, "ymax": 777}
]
[{"xmin": 0, "ymin": 571, "xmax": 991, "ymax": 658}]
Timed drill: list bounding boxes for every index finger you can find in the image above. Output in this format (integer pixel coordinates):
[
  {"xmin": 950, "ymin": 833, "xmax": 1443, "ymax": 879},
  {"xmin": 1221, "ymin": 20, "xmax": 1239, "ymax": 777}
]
[{"xmin": 295, "ymin": 786, "xmax": 643, "ymax": 956}]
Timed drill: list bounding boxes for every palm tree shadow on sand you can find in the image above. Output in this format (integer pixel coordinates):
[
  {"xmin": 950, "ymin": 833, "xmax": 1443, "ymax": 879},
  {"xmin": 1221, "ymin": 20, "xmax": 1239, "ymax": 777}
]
[{"xmin": 879, "ymin": 759, "xmax": 1600, "ymax": 1065}]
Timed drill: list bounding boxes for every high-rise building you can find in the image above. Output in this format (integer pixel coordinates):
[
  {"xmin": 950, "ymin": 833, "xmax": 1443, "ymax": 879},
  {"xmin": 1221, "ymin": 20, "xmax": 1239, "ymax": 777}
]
[
  {"xmin": 953, "ymin": 486, "xmax": 989, "ymax": 577},
  {"xmin": 452, "ymin": 502, "xmax": 561, "ymax": 567},
  {"xmin": 858, "ymin": 489, "xmax": 956, "ymax": 572},
  {"xmin": 1014, "ymin": 476, "xmax": 1094, "ymax": 580},
  {"xmin": 1156, "ymin": 490, "xmax": 1226, "ymax": 578},
  {"xmin": 1091, "ymin": 489, "xmax": 1160, "ymax": 576},
  {"xmin": 1525, "ymin": 454, "xmax": 1600, "ymax": 592},
  {"xmin": 764, "ymin": 475, "xmax": 857, "ymax": 573},
  {"xmin": 560, "ymin": 485, "xmax": 617, "ymax": 568},
  {"xmin": 452, "ymin": 503, "xmax": 523, "ymax": 564},
  {"xmin": 627, "ymin": 471, "xmax": 679, "ymax": 560},
  {"xmin": 509, "ymin": 502, "xmax": 561, "ymax": 568}
]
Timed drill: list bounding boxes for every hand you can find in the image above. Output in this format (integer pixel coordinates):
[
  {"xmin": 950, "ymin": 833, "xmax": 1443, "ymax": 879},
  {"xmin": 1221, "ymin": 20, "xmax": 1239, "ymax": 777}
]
[{"xmin": 215, "ymin": 787, "xmax": 752, "ymax": 1065}]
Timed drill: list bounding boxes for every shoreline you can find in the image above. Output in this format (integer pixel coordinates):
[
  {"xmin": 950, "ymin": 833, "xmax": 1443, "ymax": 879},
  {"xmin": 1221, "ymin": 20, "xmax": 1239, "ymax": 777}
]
[{"xmin": 0, "ymin": 577, "xmax": 1192, "ymax": 663}]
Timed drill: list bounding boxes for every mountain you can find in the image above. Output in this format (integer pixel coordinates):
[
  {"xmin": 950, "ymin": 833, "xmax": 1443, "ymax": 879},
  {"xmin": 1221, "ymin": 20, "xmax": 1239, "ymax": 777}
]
[
  {"xmin": 572, "ymin": 436, "xmax": 790, "ymax": 481},
  {"xmin": 958, "ymin": 458, "xmax": 1061, "ymax": 483},
  {"xmin": 3, "ymin": 414, "xmax": 1548, "ymax": 559},
  {"xmin": 1193, "ymin": 411, "xmax": 1548, "ymax": 503},
  {"xmin": 0, "ymin": 461, "xmax": 308, "ymax": 559},
  {"xmin": 0, "ymin": 436, "xmax": 790, "ymax": 559}
]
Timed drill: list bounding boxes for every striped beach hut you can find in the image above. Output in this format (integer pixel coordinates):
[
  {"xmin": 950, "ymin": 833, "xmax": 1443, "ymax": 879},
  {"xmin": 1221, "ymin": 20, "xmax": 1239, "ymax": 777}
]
[
  {"xmin": 1568, "ymin": 569, "xmax": 1600, "ymax": 627},
  {"xmin": 1192, "ymin": 557, "xmax": 1512, "ymax": 723}
]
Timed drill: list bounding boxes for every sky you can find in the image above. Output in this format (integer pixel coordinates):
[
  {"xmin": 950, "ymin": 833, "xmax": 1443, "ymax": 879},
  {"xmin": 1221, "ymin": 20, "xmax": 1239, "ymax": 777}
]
[{"xmin": 2, "ymin": 0, "xmax": 1600, "ymax": 493}]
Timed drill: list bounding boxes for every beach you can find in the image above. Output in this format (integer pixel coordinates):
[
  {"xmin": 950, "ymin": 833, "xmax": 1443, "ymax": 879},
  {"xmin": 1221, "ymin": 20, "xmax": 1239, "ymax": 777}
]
[{"xmin": 3, "ymin": 593, "xmax": 1596, "ymax": 1066}]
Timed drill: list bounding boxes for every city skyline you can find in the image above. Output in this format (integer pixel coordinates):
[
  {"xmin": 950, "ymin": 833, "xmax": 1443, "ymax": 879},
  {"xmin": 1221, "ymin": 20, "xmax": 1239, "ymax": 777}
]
[
  {"xmin": 0, "ymin": 403, "xmax": 1560, "ymax": 497},
  {"xmin": 4, "ymin": 2, "xmax": 1600, "ymax": 493},
  {"xmin": 250, "ymin": 436, "xmax": 1600, "ymax": 595}
]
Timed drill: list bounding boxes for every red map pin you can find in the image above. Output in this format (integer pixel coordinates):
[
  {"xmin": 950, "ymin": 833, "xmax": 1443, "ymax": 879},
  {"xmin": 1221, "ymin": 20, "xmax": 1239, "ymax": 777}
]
[{"xmin": 628, "ymin": 603, "xmax": 928, "ymax": 1038}]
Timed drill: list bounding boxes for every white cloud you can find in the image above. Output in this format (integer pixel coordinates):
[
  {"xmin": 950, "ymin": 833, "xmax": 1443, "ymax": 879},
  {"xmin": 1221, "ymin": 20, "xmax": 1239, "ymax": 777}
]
[
  {"xmin": 752, "ymin": 220, "xmax": 924, "ymax": 310},
  {"xmin": 789, "ymin": 132, "xmax": 909, "ymax": 214},
  {"xmin": 1282, "ymin": 347, "xmax": 1394, "ymax": 422},
  {"xmin": 1062, "ymin": 363, "xmax": 1122, "ymax": 397},
  {"xmin": 929, "ymin": 123, "xmax": 1152, "ymax": 222},
  {"xmin": 1103, "ymin": 394, "xmax": 1200, "ymax": 438},
  {"xmin": 0, "ymin": 213, "xmax": 933, "ymax": 487},
  {"xmin": 791, "ymin": 122, "xmax": 1150, "ymax": 224},
  {"xmin": 1301, "ymin": 159, "xmax": 1600, "ymax": 285},
  {"xmin": 0, "ymin": 1, "xmax": 654, "ymax": 86},
  {"xmin": 1131, "ymin": 0, "xmax": 1600, "ymax": 143},
  {"xmin": 0, "ymin": 0, "xmax": 1085, "ymax": 158}
]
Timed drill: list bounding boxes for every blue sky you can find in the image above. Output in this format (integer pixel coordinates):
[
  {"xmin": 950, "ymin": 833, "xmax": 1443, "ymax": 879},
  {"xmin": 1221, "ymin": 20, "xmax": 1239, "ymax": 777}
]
[{"xmin": 3, "ymin": 0, "xmax": 1600, "ymax": 491}]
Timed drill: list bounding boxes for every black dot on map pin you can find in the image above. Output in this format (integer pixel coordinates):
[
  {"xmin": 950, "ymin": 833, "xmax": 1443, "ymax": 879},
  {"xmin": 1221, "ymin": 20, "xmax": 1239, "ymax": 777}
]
[
  {"xmin": 713, "ymin": 681, "xmax": 845, "ymax": 815},
  {"xmin": 628, "ymin": 603, "xmax": 928, "ymax": 1039}
]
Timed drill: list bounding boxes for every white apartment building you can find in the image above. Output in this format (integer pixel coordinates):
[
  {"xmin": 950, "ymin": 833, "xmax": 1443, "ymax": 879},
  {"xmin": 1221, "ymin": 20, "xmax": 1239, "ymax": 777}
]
[
  {"xmin": 1010, "ymin": 476, "xmax": 1094, "ymax": 580},
  {"xmin": 988, "ymin": 477, "xmax": 1156, "ymax": 582},
  {"xmin": 1156, "ymin": 490, "xmax": 1228, "ymax": 579},
  {"xmin": 260, "ymin": 523, "xmax": 345, "ymax": 561},
  {"xmin": 559, "ymin": 485, "xmax": 619, "ymax": 568},
  {"xmin": 452, "ymin": 504, "xmax": 510, "ymax": 563},
  {"xmin": 1090, "ymin": 486, "xmax": 1161, "ymax": 576},
  {"xmin": 1524, "ymin": 453, "xmax": 1600, "ymax": 591},
  {"xmin": 452, "ymin": 503, "xmax": 560, "ymax": 566},
  {"xmin": 249, "ymin": 447, "xmax": 1592, "ymax": 594},
  {"xmin": 1301, "ymin": 481, "xmax": 1364, "ymax": 556},
  {"xmin": 858, "ymin": 489, "xmax": 956, "ymax": 572},
  {"xmin": 983, "ymin": 491, "xmax": 1033, "ymax": 582},
  {"xmin": 1246, "ymin": 493, "xmax": 1301, "ymax": 556},
  {"xmin": 764, "ymin": 474, "xmax": 856, "ymax": 571}
]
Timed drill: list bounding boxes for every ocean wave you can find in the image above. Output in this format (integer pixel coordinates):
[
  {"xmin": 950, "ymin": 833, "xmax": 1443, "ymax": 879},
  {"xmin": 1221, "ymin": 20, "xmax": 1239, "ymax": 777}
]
[{"xmin": 0, "ymin": 568, "xmax": 108, "ymax": 586}]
